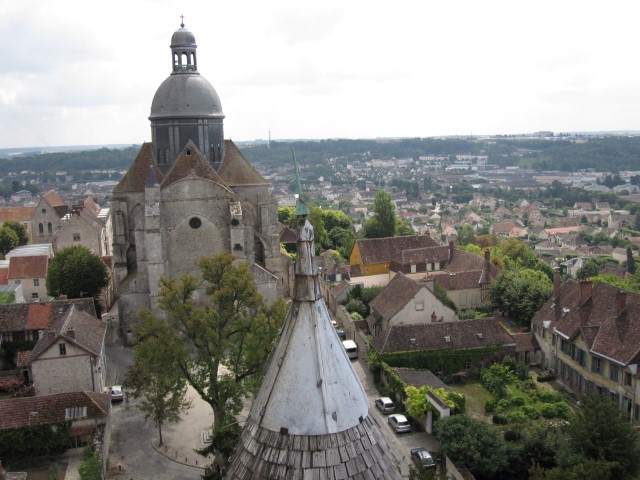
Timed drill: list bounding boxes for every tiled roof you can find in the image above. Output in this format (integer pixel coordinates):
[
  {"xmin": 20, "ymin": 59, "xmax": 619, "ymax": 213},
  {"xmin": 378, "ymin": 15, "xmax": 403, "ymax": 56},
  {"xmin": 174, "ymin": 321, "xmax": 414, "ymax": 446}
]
[
  {"xmin": 8, "ymin": 255, "xmax": 48, "ymax": 280},
  {"xmin": 0, "ymin": 268, "xmax": 7, "ymax": 285},
  {"xmin": 0, "ymin": 298, "xmax": 96, "ymax": 334},
  {"xmin": 532, "ymin": 280, "xmax": 640, "ymax": 365},
  {"xmin": 161, "ymin": 140, "xmax": 232, "ymax": 191},
  {"xmin": 512, "ymin": 332, "xmax": 539, "ymax": 353},
  {"xmin": 371, "ymin": 318, "xmax": 515, "ymax": 354},
  {"xmin": 28, "ymin": 305, "xmax": 106, "ymax": 362},
  {"xmin": 391, "ymin": 245, "xmax": 450, "ymax": 264},
  {"xmin": 217, "ymin": 140, "xmax": 269, "ymax": 187},
  {"xmin": 0, "ymin": 207, "xmax": 36, "ymax": 222},
  {"xmin": 368, "ymin": 273, "xmax": 422, "ymax": 321},
  {"xmin": 354, "ymin": 235, "xmax": 439, "ymax": 265},
  {"xmin": 0, "ymin": 391, "xmax": 110, "ymax": 430},
  {"xmin": 42, "ymin": 190, "xmax": 66, "ymax": 207},
  {"xmin": 433, "ymin": 270, "xmax": 485, "ymax": 290},
  {"xmin": 112, "ymin": 143, "xmax": 164, "ymax": 194},
  {"xmin": 330, "ymin": 280, "xmax": 350, "ymax": 298}
]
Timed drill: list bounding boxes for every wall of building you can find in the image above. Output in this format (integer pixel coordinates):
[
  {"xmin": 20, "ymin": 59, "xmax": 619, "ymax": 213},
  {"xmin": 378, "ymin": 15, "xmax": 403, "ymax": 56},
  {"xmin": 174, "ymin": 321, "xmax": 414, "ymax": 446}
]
[{"xmin": 31, "ymin": 342, "xmax": 98, "ymax": 396}]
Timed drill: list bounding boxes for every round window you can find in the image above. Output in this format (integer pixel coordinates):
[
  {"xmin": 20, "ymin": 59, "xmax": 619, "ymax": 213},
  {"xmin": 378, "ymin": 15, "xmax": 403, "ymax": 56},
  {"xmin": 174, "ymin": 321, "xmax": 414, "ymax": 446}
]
[{"xmin": 189, "ymin": 217, "xmax": 201, "ymax": 229}]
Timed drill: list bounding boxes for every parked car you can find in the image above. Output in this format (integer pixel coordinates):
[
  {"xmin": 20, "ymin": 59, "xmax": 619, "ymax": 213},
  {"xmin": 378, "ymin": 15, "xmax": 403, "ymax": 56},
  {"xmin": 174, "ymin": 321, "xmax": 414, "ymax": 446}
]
[
  {"xmin": 335, "ymin": 328, "xmax": 346, "ymax": 340},
  {"xmin": 374, "ymin": 396, "xmax": 396, "ymax": 414},
  {"xmin": 410, "ymin": 447, "xmax": 435, "ymax": 468},
  {"xmin": 342, "ymin": 340, "xmax": 358, "ymax": 359},
  {"xmin": 109, "ymin": 385, "xmax": 124, "ymax": 402},
  {"xmin": 388, "ymin": 413, "xmax": 411, "ymax": 433}
]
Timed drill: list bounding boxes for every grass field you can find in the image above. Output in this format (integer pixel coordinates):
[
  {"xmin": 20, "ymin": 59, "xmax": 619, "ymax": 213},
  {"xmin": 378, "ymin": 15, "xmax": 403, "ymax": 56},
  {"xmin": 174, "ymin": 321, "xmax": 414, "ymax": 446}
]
[{"xmin": 449, "ymin": 381, "xmax": 491, "ymax": 422}]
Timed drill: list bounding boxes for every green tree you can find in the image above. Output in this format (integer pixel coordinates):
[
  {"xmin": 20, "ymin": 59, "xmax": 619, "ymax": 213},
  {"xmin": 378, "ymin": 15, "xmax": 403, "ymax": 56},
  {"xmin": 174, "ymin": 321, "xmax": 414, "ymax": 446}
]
[
  {"xmin": 124, "ymin": 312, "xmax": 192, "ymax": 446},
  {"xmin": 627, "ymin": 247, "xmax": 636, "ymax": 274},
  {"xmin": 0, "ymin": 226, "xmax": 19, "ymax": 258},
  {"xmin": 3, "ymin": 221, "xmax": 29, "ymax": 246},
  {"xmin": 434, "ymin": 415, "xmax": 507, "ymax": 479},
  {"xmin": 458, "ymin": 224, "xmax": 476, "ymax": 246},
  {"xmin": 576, "ymin": 260, "xmax": 600, "ymax": 280},
  {"xmin": 363, "ymin": 190, "xmax": 396, "ymax": 238},
  {"xmin": 480, "ymin": 364, "xmax": 517, "ymax": 399},
  {"xmin": 395, "ymin": 218, "xmax": 415, "ymax": 236},
  {"xmin": 490, "ymin": 268, "xmax": 553, "ymax": 322},
  {"xmin": 137, "ymin": 253, "xmax": 287, "ymax": 472},
  {"xmin": 567, "ymin": 394, "xmax": 640, "ymax": 479},
  {"xmin": 46, "ymin": 245, "xmax": 108, "ymax": 303}
]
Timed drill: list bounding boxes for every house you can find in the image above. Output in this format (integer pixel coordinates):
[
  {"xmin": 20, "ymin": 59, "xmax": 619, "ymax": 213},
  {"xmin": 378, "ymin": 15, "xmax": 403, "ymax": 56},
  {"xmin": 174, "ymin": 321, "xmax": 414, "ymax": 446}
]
[
  {"xmin": 0, "ymin": 391, "xmax": 111, "ymax": 466},
  {"xmin": 370, "ymin": 318, "xmax": 516, "ymax": 376},
  {"xmin": 27, "ymin": 303, "xmax": 106, "ymax": 396},
  {"xmin": 366, "ymin": 272, "xmax": 456, "ymax": 337},
  {"xmin": 349, "ymin": 235, "xmax": 439, "ymax": 276},
  {"xmin": 31, "ymin": 190, "xmax": 69, "ymax": 245},
  {"xmin": 7, "ymin": 255, "xmax": 49, "ymax": 303},
  {"xmin": 53, "ymin": 208, "xmax": 108, "ymax": 256},
  {"xmin": 0, "ymin": 298, "xmax": 96, "ymax": 369},
  {"xmin": 0, "ymin": 206, "xmax": 36, "ymax": 243},
  {"xmin": 531, "ymin": 279, "xmax": 640, "ymax": 422}
]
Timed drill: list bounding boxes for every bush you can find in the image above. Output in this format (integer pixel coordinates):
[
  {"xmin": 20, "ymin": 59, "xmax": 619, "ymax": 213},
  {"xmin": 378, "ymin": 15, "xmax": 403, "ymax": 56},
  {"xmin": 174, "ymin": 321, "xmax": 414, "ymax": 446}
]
[
  {"xmin": 522, "ymin": 404, "xmax": 540, "ymax": 420},
  {"xmin": 540, "ymin": 403, "xmax": 560, "ymax": 419},
  {"xmin": 510, "ymin": 396, "xmax": 526, "ymax": 407},
  {"xmin": 504, "ymin": 429, "xmax": 522, "ymax": 441},
  {"xmin": 497, "ymin": 398, "xmax": 512, "ymax": 412},
  {"xmin": 492, "ymin": 414, "xmax": 508, "ymax": 425},
  {"xmin": 534, "ymin": 390, "xmax": 560, "ymax": 403},
  {"xmin": 506, "ymin": 410, "xmax": 528, "ymax": 424},
  {"xmin": 344, "ymin": 299, "xmax": 367, "ymax": 316},
  {"xmin": 485, "ymin": 397, "xmax": 497, "ymax": 413}
]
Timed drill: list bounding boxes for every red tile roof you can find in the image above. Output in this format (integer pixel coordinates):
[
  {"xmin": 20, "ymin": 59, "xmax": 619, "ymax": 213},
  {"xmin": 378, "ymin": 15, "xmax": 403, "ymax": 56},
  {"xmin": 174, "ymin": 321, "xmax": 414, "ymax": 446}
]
[
  {"xmin": 0, "ymin": 207, "xmax": 36, "ymax": 222},
  {"xmin": 0, "ymin": 298, "xmax": 96, "ymax": 334},
  {"xmin": 0, "ymin": 391, "xmax": 110, "ymax": 430},
  {"xmin": 354, "ymin": 235, "xmax": 439, "ymax": 265},
  {"xmin": 7, "ymin": 255, "xmax": 48, "ymax": 280},
  {"xmin": 0, "ymin": 268, "xmax": 7, "ymax": 285}
]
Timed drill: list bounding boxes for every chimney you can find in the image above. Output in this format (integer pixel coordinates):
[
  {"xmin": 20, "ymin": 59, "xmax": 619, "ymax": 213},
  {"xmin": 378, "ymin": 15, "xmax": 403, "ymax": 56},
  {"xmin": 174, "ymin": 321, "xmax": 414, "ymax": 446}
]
[
  {"xmin": 66, "ymin": 329, "xmax": 75, "ymax": 339},
  {"xmin": 47, "ymin": 331, "xmax": 55, "ymax": 340},
  {"xmin": 448, "ymin": 241, "xmax": 454, "ymax": 260},
  {"xmin": 553, "ymin": 269, "xmax": 561, "ymax": 299},
  {"xmin": 431, "ymin": 311, "xmax": 437, "ymax": 323},
  {"xmin": 484, "ymin": 248, "xmax": 490, "ymax": 267},
  {"xmin": 616, "ymin": 290, "xmax": 627, "ymax": 316},
  {"xmin": 579, "ymin": 280, "xmax": 592, "ymax": 305}
]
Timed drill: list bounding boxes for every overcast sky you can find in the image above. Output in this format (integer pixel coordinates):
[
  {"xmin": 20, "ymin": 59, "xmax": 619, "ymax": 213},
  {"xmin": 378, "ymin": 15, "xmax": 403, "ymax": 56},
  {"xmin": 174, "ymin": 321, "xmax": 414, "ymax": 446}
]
[{"xmin": 1, "ymin": 0, "xmax": 639, "ymax": 149}]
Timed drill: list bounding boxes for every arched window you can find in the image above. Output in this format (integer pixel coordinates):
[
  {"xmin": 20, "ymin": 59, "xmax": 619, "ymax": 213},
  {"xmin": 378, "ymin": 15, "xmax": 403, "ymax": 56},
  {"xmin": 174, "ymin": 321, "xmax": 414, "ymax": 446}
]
[
  {"xmin": 47, "ymin": 222, "xmax": 53, "ymax": 234},
  {"xmin": 39, "ymin": 223, "xmax": 44, "ymax": 234}
]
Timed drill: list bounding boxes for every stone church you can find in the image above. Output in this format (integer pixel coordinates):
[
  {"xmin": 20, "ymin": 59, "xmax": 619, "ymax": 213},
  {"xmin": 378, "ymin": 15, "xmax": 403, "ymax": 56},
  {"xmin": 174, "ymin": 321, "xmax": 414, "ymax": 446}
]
[{"xmin": 111, "ymin": 22, "xmax": 287, "ymax": 333}]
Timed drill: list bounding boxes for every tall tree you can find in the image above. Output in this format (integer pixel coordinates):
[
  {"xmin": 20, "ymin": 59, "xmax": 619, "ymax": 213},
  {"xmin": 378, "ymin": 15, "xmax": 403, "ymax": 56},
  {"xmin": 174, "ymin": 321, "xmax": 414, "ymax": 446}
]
[
  {"xmin": 489, "ymin": 268, "xmax": 553, "ymax": 322},
  {"xmin": 46, "ymin": 245, "xmax": 108, "ymax": 301},
  {"xmin": 124, "ymin": 312, "xmax": 192, "ymax": 446},
  {"xmin": 627, "ymin": 247, "xmax": 636, "ymax": 274},
  {"xmin": 138, "ymin": 253, "xmax": 287, "ymax": 473},
  {"xmin": 362, "ymin": 190, "xmax": 397, "ymax": 238}
]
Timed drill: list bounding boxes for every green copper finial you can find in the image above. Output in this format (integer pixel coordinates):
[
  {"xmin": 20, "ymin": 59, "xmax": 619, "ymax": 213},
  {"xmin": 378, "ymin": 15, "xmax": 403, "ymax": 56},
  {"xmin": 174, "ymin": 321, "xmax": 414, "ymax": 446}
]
[{"xmin": 293, "ymin": 148, "xmax": 309, "ymax": 217}]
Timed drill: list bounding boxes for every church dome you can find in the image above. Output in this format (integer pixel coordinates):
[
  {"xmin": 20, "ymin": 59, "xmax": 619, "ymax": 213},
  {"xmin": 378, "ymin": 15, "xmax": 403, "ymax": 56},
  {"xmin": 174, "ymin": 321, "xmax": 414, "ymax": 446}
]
[
  {"xmin": 171, "ymin": 26, "xmax": 196, "ymax": 47},
  {"xmin": 150, "ymin": 75, "xmax": 223, "ymax": 119}
]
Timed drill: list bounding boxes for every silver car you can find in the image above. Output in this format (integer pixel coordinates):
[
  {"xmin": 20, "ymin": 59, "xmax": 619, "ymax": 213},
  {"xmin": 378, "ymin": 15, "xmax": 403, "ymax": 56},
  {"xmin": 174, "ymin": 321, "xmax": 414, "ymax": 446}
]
[{"xmin": 388, "ymin": 413, "xmax": 411, "ymax": 433}]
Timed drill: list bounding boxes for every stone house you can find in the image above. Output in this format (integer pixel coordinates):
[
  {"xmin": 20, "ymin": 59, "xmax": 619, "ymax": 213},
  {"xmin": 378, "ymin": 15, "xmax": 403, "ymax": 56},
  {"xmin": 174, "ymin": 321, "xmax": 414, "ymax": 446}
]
[
  {"xmin": 53, "ymin": 208, "xmax": 107, "ymax": 257},
  {"xmin": 31, "ymin": 190, "xmax": 69, "ymax": 245},
  {"xmin": 366, "ymin": 272, "xmax": 456, "ymax": 337},
  {"xmin": 7, "ymin": 255, "xmax": 49, "ymax": 302},
  {"xmin": 26, "ymin": 303, "xmax": 106, "ymax": 396},
  {"xmin": 531, "ymin": 279, "xmax": 640, "ymax": 422}
]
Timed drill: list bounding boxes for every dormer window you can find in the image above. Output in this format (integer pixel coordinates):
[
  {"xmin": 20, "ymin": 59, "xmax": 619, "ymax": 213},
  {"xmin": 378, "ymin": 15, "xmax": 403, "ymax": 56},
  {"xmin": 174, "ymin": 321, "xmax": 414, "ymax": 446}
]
[
  {"xmin": 59, "ymin": 343, "xmax": 67, "ymax": 356},
  {"xmin": 65, "ymin": 406, "xmax": 87, "ymax": 420}
]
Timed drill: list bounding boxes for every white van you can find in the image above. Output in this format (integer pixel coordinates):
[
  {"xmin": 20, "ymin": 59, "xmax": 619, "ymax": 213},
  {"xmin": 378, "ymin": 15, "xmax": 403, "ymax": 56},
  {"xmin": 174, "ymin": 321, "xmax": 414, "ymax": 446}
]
[{"xmin": 342, "ymin": 340, "xmax": 358, "ymax": 359}]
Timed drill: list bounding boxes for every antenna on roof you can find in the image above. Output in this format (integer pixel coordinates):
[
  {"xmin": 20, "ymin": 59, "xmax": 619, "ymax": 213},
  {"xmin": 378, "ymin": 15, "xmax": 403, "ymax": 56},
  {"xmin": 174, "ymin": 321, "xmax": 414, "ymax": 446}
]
[{"xmin": 292, "ymin": 148, "xmax": 309, "ymax": 217}]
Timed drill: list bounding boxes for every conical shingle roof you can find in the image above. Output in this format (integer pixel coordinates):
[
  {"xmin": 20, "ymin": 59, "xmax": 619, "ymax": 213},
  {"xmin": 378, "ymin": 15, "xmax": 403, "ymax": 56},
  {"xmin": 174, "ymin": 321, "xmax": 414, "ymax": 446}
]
[{"xmin": 225, "ymin": 215, "xmax": 402, "ymax": 480}]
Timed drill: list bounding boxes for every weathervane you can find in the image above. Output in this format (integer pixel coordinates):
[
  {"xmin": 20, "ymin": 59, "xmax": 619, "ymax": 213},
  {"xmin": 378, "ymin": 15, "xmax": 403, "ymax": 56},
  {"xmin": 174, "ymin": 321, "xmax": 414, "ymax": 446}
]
[{"xmin": 292, "ymin": 148, "xmax": 309, "ymax": 217}]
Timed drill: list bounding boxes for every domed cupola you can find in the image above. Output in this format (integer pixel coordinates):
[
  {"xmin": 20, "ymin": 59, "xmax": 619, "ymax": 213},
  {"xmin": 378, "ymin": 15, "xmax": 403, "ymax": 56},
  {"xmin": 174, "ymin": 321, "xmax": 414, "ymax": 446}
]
[{"xmin": 149, "ymin": 20, "xmax": 225, "ymax": 173}]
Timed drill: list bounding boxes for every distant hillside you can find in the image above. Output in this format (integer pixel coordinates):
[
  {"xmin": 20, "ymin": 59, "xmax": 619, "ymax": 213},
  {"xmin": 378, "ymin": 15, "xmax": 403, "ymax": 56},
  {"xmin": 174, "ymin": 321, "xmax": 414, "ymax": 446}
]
[{"xmin": 2, "ymin": 135, "xmax": 640, "ymax": 175}]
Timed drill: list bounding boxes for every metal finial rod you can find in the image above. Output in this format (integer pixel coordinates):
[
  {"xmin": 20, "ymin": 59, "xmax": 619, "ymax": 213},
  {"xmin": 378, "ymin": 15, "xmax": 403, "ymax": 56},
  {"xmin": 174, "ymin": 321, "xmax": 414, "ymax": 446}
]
[{"xmin": 180, "ymin": 14, "xmax": 185, "ymax": 28}]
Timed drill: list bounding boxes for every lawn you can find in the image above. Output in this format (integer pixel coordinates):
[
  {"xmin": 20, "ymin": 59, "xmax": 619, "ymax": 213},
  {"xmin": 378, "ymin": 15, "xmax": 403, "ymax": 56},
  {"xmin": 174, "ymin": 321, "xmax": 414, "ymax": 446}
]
[{"xmin": 449, "ymin": 381, "xmax": 491, "ymax": 422}]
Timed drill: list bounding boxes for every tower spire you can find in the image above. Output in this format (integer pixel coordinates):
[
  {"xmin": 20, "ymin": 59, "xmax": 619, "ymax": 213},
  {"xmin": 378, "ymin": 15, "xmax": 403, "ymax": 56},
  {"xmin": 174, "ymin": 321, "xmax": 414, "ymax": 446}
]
[{"xmin": 180, "ymin": 14, "xmax": 184, "ymax": 28}]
